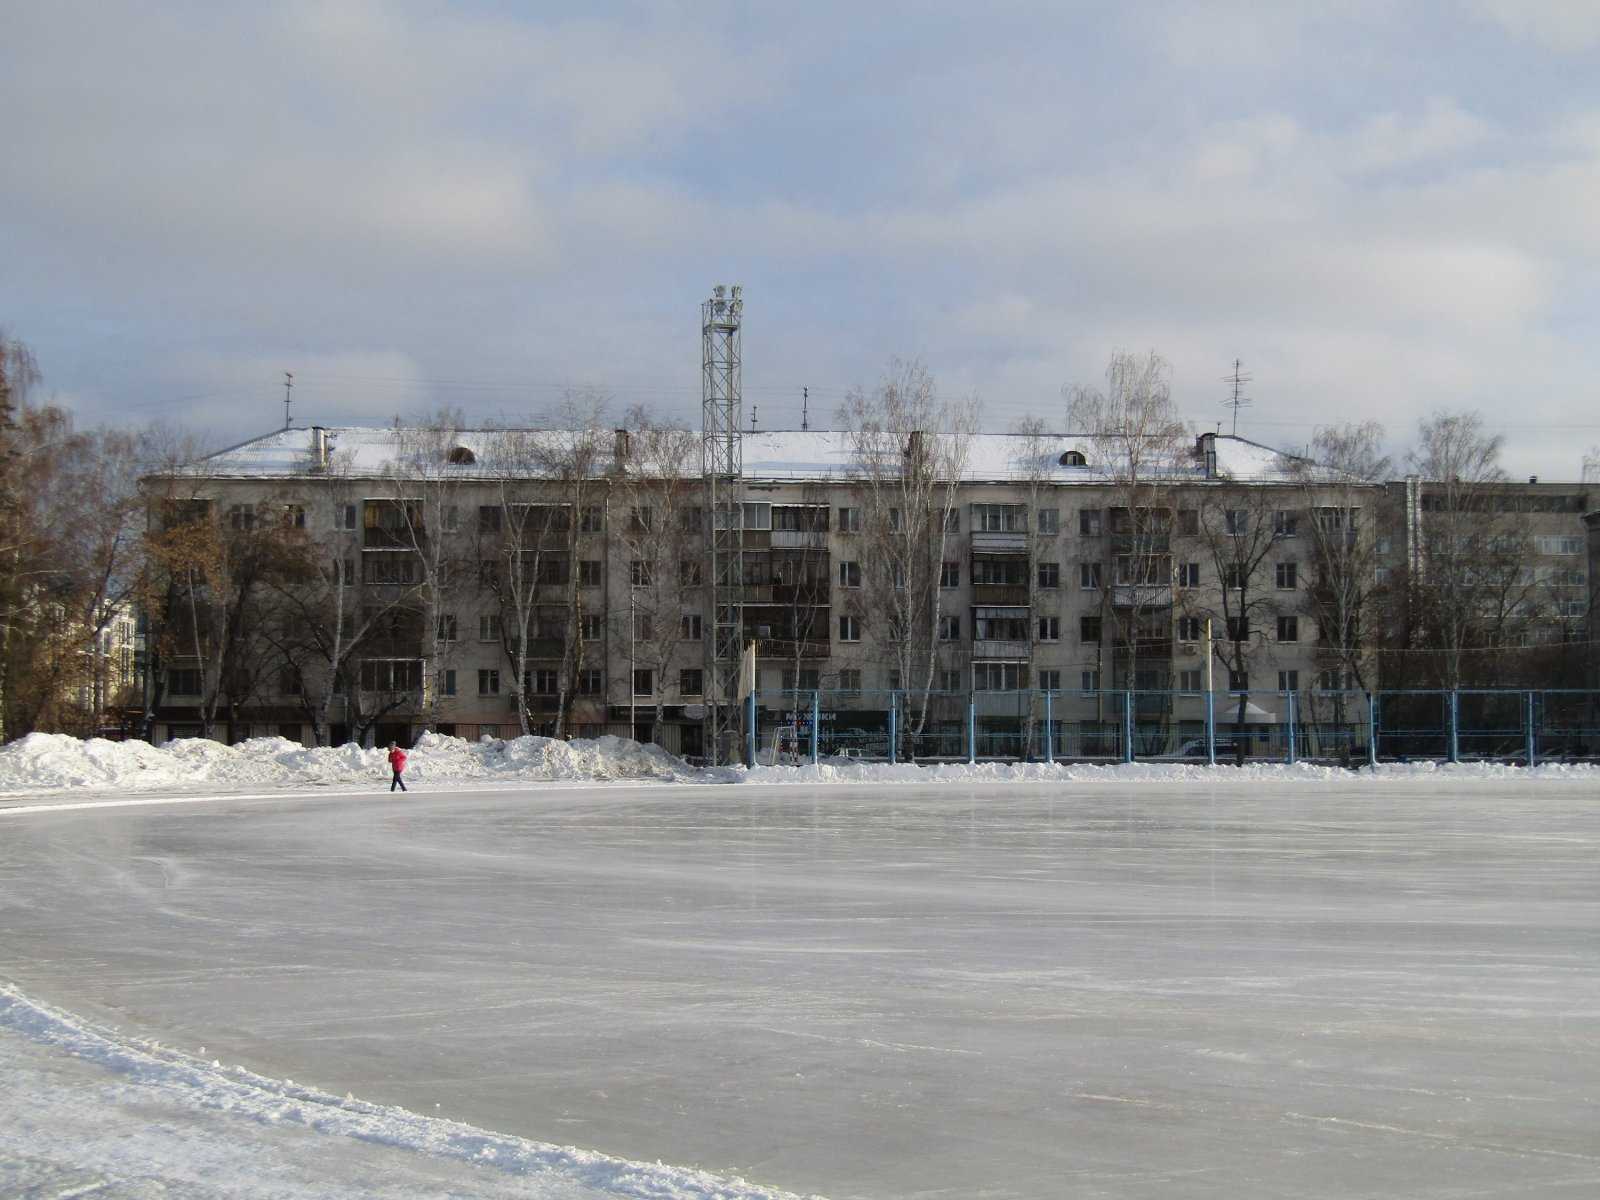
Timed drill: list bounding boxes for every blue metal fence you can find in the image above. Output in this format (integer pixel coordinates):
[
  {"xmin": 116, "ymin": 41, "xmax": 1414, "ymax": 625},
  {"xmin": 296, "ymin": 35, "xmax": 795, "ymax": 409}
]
[{"xmin": 745, "ymin": 688, "xmax": 1600, "ymax": 767}]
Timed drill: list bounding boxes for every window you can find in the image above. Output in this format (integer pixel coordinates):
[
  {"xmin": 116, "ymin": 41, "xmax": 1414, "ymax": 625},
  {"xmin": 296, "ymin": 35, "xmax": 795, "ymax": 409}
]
[
  {"xmin": 1037, "ymin": 616, "xmax": 1060, "ymax": 641},
  {"xmin": 441, "ymin": 505, "xmax": 460, "ymax": 533},
  {"xmin": 479, "ymin": 614, "xmax": 501, "ymax": 641},
  {"xmin": 1037, "ymin": 508, "xmax": 1059, "ymax": 534},
  {"xmin": 442, "ymin": 669, "xmax": 457, "ymax": 697},
  {"xmin": 839, "ymin": 669, "xmax": 862, "ymax": 692},
  {"xmin": 1277, "ymin": 615, "xmax": 1299, "ymax": 642},
  {"xmin": 629, "ymin": 507, "xmax": 653, "ymax": 532},
  {"xmin": 938, "ymin": 614, "xmax": 960, "ymax": 641},
  {"xmin": 680, "ymin": 669, "xmax": 703, "ymax": 696},
  {"xmin": 679, "ymin": 507, "xmax": 703, "ymax": 533},
  {"xmin": 1225, "ymin": 510, "xmax": 1249, "ymax": 536},
  {"xmin": 478, "ymin": 668, "xmax": 500, "ymax": 696},
  {"xmin": 1039, "ymin": 669, "xmax": 1061, "ymax": 692},
  {"xmin": 973, "ymin": 558, "xmax": 1027, "ymax": 586},
  {"xmin": 579, "ymin": 506, "xmax": 603, "ymax": 533},
  {"xmin": 1080, "ymin": 669, "xmax": 1101, "ymax": 693},
  {"xmin": 839, "ymin": 615, "xmax": 861, "ymax": 642},
  {"xmin": 167, "ymin": 668, "xmax": 202, "ymax": 696},
  {"xmin": 892, "ymin": 563, "xmax": 906, "ymax": 590},
  {"xmin": 1079, "ymin": 562, "xmax": 1103, "ymax": 589},
  {"xmin": 937, "ymin": 668, "xmax": 962, "ymax": 692},
  {"xmin": 888, "ymin": 507, "xmax": 903, "ymax": 531},
  {"xmin": 1060, "ymin": 449, "xmax": 1088, "ymax": 467},
  {"xmin": 360, "ymin": 660, "xmax": 422, "ymax": 692},
  {"xmin": 781, "ymin": 668, "xmax": 821, "ymax": 691},
  {"xmin": 437, "ymin": 614, "xmax": 458, "ymax": 642},
  {"xmin": 530, "ymin": 669, "xmax": 560, "ymax": 696},
  {"xmin": 578, "ymin": 668, "xmax": 603, "ymax": 696},
  {"xmin": 1177, "ymin": 562, "xmax": 1200, "ymax": 587},
  {"xmin": 1177, "ymin": 509, "xmax": 1199, "ymax": 536},
  {"xmin": 335, "ymin": 503, "xmax": 358, "ymax": 531},
  {"xmin": 940, "ymin": 561, "xmax": 961, "ymax": 588},
  {"xmin": 633, "ymin": 613, "xmax": 652, "ymax": 642},
  {"xmin": 679, "ymin": 561, "xmax": 702, "ymax": 587},
  {"xmin": 1225, "ymin": 616, "xmax": 1249, "ymax": 641},
  {"xmin": 972, "ymin": 504, "xmax": 1025, "ymax": 532},
  {"xmin": 975, "ymin": 612, "xmax": 1028, "ymax": 641},
  {"xmin": 943, "ymin": 509, "xmax": 960, "ymax": 533},
  {"xmin": 1273, "ymin": 510, "xmax": 1298, "ymax": 538},
  {"xmin": 1227, "ymin": 669, "xmax": 1248, "ymax": 691},
  {"xmin": 1277, "ymin": 670, "xmax": 1300, "ymax": 692},
  {"xmin": 1079, "ymin": 509, "xmax": 1102, "ymax": 536},
  {"xmin": 478, "ymin": 505, "xmax": 502, "ymax": 532},
  {"xmin": 578, "ymin": 560, "xmax": 601, "ymax": 587},
  {"xmin": 577, "ymin": 613, "xmax": 601, "ymax": 640},
  {"xmin": 1038, "ymin": 561, "xmax": 1060, "ymax": 589},
  {"xmin": 839, "ymin": 561, "xmax": 861, "ymax": 587},
  {"xmin": 1317, "ymin": 669, "xmax": 1354, "ymax": 692},
  {"xmin": 630, "ymin": 560, "xmax": 652, "ymax": 587},
  {"xmin": 838, "ymin": 506, "xmax": 862, "ymax": 533},
  {"xmin": 280, "ymin": 666, "xmax": 303, "ymax": 696},
  {"xmin": 1275, "ymin": 562, "xmax": 1298, "ymax": 590},
  {"xmin": 1178, "ymin": 669, "xmax": 1202, "ymax": 693},
  {"xmin": 1080, "ymin": 615, "xmax": 1102, "ymax": 643},
  {"xmin": 1221, "ymin": 563, "xmax": 1244, "ymax": 590},
  {"xmin": 1177, "ymin": 616, "xmax": 1201, "ymax": 641},
  {"xmin": 633, "ymin": 669, "xmax": 654, "ymax": 696},
  {"xmin": 537, "ymin": 557, "xmax": 569, "ymax": 586},
  {"xmin": 680, "ymin": 614, "xmax": 702, "ymax": 640},
  {"xmin": 974, "ymin": 662, "xmax": 1027, "ymax": 691},
  {"xmin": 364, "ymin": 554, "xmax": 418, "ymax": 585},
  {"xmin": 282, "ymin": 504, "xmax": 306, "ymax": 528},
  {"xmin": 1536, "ymin": 535, "xmax": 1584, "ymax": 556},
  {"xmin": 227, "ymin": 504, "xmax": 256, "ymax": 531}
]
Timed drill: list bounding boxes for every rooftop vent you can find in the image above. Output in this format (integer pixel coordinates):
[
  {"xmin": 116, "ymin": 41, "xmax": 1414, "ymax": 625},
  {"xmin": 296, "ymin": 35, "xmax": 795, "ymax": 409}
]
[
  {"xmin": 446, "ymin": 446, "xmax": 476, "ymax": 465},
  {"xmin": 1059, "ymin": 449, "xmax": 1087, "ymax": 467}
]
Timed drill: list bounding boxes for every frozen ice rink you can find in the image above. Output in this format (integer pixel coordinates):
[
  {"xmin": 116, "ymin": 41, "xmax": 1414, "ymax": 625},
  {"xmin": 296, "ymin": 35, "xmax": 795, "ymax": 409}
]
[{"xmin": 3, "ymin": 777, "xmax": 1598, "ymax": 1198}]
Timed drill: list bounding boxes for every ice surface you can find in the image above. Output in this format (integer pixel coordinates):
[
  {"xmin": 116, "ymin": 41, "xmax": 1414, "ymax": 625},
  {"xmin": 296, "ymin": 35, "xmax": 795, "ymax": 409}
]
[{"xmin": 3, "ymin": 778, "xmax": 1598, "ymax": 1198}]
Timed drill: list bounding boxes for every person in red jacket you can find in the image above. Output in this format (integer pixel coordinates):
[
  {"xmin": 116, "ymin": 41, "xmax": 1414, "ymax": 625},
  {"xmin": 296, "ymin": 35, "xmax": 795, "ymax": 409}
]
[{"xmin": 387, "ymin": 742, "xmax": 408, "ymax": 792}]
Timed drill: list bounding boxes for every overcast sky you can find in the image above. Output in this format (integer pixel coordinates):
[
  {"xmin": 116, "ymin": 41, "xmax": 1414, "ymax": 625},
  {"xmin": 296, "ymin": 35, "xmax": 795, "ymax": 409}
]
[{"xmin": 5, "ymin": 1, "xmax": 1599, "ymax": 478}]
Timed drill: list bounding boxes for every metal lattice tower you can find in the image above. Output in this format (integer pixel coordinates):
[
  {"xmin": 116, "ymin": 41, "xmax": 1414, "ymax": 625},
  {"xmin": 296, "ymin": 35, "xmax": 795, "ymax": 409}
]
[{"xmin": 702, "ymin": 285, "xmax": 744, "ymax": 764}]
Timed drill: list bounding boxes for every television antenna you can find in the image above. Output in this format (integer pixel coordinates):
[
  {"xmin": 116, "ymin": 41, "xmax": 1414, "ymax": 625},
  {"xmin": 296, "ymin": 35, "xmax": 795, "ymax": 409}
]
[{"xmin": 1221, "ymin": 359, "xmax": 1252, "ymax": 436}]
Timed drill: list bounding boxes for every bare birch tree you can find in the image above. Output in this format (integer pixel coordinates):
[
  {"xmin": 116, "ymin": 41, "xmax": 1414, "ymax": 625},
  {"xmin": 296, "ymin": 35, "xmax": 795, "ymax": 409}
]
[{"xmin": 840, "ymin": 360, "xmax": 976, "ymax": 751}]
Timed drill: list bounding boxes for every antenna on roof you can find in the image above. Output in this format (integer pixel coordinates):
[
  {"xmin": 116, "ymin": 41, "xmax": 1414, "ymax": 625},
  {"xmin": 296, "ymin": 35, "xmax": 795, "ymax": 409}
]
[
  {"xmin": 801, "ymin": 387, "xmax": 809, "ymax": 431},
  {"xmin": 282, "ymin": 371, "xmax": 294, "ymax": 430},
  {"xmin": 750, "ymin": 404, "xmax": 759, "ymax": 433},
  {"xmin": 1221, "ymin": 359, "xmax": 1252, "ymax": 436}
]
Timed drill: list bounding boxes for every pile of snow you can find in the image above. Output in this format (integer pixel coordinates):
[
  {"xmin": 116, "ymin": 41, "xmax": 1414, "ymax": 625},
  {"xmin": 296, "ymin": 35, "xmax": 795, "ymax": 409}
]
[
  {"xmin": 0, "ymin": 730, "xmax": 703, "ymax": 794},
  {"xmin": 735, "ymin": 756, "xmax": 1600, "ymax": 786}
]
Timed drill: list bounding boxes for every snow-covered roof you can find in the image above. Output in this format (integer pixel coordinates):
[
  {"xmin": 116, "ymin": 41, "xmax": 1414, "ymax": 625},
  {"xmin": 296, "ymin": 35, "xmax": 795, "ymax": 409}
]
[{"xmin": 187, "ymin": 425, "xmax": 1307, "ymax": 485}]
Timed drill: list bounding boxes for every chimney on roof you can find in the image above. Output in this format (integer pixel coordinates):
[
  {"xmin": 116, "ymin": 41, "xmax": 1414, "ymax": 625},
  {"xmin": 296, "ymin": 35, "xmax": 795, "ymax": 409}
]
[
  {"xmin": 1530, "ymin": 475, "xmax": 1538, "ymax": 484},
  {"xmin": 1196, "ymin": 431, "xmax": 1217, "ymax": 479},
  {"xmin": 613, "ymin": 428, "xmax": 631, "ymax": 472},
  {"xmin": 310, "ymin": 426, "xmax": 329, "ymax": 473}
]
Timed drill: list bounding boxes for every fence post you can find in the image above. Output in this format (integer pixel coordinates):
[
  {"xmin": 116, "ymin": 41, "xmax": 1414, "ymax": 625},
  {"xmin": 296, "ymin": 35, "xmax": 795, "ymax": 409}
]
[
  {"xmin": 1122, "ymin": 689, "xmax": 1134, "ymax": 763},
  {"xmin": 745, "ymin": 688, "xmax": 757, "ymax": 768},
  {"xmin": 1044, "ymin": 689, "xmax": 1054, "ymax": 764},
  {"xmin": 967, "ymin": 693, "xmax": 977, "ymax": 764},
  {"xmin": 888, "ymin": 692, "xmax": 898, "ymax": 765},
  {"xmin": 1447, "ymin": 689, "xmax": 1460, "ymax": 763},
  {"xmin": 1525, "ymin": 690, "xmax": 1536, "ymax": 769},
  {"xmin": 1286, "ymin": 689, "xmax": 1298, "ymax": 765},
  {"xmin": 811, "ymin": 689, "xmax": 820, "ymax": 766},
  {"xmin": 1204, "ymin": 687, "xmax": 1216, "ymax": 766},
  {"xmin": 1367, "ymin": 692, "xmax": 1378, "ymax": 769}
]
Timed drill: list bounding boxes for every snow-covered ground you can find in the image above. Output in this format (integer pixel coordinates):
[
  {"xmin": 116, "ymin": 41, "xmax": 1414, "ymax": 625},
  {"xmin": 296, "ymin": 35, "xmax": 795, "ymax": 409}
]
[
  {"xmin": 3, "ymin": 775, "xmax": 1596, "ymax": 1198},
  {"xmin": 4, "ymin": 729, "xmax": 1597, "ymax": 799}
]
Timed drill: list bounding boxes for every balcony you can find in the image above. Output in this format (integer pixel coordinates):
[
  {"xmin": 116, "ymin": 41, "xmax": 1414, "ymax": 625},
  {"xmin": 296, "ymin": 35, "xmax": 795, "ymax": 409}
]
[
  {"xmin": 758, "ymin": 638, "xmax": 831, "ymax": 660},
  {"xmin": 973, "ymin": 584, "xmax": 1030, "ymax": 606},
  {"xmin": 736, "ymin": 584, "xmax": 775, "ymax": 604},
  {"xmin": 771, "ymin": 529, "xmax": 827, "ymax": 550},
  {"xmin": 771, "ymin": 583, "xmax": 831, "ymax": 607},
  {"xmin": 1111, "ymin": 583, "xmax": 1173, "ymax": 609},
  {"xmin": 972, "ymin": 639, "xmax": 1031, "ymax": 659},
  {"xmin": 971, "ymin": 531, "xmax": 1028, "ymax": 554}
]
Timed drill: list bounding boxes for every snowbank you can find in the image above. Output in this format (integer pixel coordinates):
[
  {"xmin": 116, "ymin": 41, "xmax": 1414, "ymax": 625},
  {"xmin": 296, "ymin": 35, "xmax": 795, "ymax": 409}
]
[
  {"xmin": 0, "ymin": 730, "xmax": 704, "ymax": 794},
  {"xmin": 735, "ymin": 756, "xmax": 1600, "ymax": 786},
  {"xmin": 3, "ymin": 731, "xmax": 1596, "ymax": 797}
]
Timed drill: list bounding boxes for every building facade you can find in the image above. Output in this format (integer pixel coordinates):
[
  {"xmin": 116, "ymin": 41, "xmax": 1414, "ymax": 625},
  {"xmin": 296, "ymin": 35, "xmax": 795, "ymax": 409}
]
[{"xmin": 140, "ymin": 425, "xmax": 1591, "ymax": 758}]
